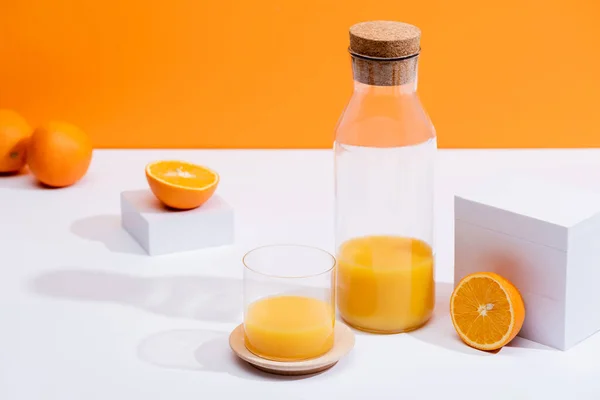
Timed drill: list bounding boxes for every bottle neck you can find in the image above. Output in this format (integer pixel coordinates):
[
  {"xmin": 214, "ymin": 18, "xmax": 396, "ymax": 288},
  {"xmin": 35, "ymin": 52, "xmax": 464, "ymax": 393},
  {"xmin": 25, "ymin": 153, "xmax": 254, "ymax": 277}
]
[
  {"xmin": 351, "ymin": 55, "xmax": 419, "ymax": 94},
  {"xmin": 353, "ymin": 79, "xmax": 417, "ymax": 95}
]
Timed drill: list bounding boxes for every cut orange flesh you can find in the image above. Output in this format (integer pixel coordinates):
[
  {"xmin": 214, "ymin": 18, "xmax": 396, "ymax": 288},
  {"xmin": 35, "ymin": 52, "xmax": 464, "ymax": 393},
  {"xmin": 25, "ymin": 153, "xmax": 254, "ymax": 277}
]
[
  {"xmin": 145, "ymin": 160, "xmax": 219, "ymax": 210},
  {"xmin": 450, "ymin": 272, "xmax": 525, "ymax": 351}
]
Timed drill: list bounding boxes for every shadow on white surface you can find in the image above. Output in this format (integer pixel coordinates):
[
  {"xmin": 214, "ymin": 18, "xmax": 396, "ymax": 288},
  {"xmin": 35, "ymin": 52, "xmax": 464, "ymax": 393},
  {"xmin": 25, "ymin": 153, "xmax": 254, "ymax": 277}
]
[
  {"xmin": 70, "ymin": 214, "xmax": 146, "ymax": 255},
  {"xmin": 30, "ymin": 269, "xmax": 243, "ymax": 323},
  {"xmin": 409, "ymin": 282, "xmax": 495, "ymax": 356},
  {"xmin": 505, "ymin": 336, "xmax": 555, "ymax": 351},
  {"xmin": 137, "ymin": 329, "xmax": 338, "ymax": 381},
  {"xmin": 0, "ymin": 169, "xmax": 55, "ymax": 190}
]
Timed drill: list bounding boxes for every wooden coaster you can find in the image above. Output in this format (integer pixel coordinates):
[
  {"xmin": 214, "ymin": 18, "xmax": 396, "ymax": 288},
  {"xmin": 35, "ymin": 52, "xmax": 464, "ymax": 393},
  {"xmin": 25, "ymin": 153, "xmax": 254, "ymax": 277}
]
[{"xmin": 229, "ymin": 323, "xmax": 355, "ymax": 376}]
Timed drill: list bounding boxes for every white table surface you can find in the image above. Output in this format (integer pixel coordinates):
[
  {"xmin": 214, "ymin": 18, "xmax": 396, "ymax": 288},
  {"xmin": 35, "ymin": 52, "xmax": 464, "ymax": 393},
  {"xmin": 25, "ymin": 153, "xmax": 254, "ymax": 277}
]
[{"xmin": 2, "ymin": 149, "xmax": 600, "ymax": 400}]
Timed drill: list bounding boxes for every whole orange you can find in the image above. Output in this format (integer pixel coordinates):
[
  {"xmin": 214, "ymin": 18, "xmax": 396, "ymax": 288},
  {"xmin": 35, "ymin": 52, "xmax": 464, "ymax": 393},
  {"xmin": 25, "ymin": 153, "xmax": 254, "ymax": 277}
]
[
  {"xmin": 27, "ymin": 121, "xmax": 93, "ymax": 187},
  {"xmin": 0, "ymin": 109, "xmax": 32, "ymax": 173}
]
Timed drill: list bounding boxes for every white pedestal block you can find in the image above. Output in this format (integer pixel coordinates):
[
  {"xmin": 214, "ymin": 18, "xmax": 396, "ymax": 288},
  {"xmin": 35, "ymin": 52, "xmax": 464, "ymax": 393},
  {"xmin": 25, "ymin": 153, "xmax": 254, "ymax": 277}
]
[
  {"xmin": 120, "ymin": 190, "xmax": 234, "ymax": 256},
  {"xmin": 454, "ymin": 175, "xmax": 600, "ymax": 350}
]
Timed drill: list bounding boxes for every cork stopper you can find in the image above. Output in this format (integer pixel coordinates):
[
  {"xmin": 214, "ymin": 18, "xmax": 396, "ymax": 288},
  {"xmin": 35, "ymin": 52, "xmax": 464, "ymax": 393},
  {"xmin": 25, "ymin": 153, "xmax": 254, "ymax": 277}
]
[
  {"xmin": 348, "ymin": 21, "xmax": 421, "ymax": 86},
  {"xmin": 349, "ymin": 21, "xmax": 421, "ymax": 59}
]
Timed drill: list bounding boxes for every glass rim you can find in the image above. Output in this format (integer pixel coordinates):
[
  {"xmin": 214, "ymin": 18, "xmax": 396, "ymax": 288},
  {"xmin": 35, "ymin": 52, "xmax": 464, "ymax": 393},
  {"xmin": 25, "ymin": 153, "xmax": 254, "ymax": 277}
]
[{"xmin": 242, "ymin": 244, "xmax": 336, "ymax": 279}]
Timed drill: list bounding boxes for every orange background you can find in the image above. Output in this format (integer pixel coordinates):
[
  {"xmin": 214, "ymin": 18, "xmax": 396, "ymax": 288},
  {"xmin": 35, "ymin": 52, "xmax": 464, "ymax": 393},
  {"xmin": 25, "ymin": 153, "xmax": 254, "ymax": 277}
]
[{"xmin": 1, "ymin": 0, "xmax": 599, "ymax": 149}]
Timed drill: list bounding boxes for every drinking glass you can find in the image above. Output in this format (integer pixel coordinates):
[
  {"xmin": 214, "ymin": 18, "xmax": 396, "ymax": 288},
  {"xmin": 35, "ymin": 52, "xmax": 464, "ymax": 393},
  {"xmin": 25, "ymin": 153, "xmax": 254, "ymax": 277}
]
[{"xmin": 243, "ymin": 244, "xmax": 336, "ymax": 361}]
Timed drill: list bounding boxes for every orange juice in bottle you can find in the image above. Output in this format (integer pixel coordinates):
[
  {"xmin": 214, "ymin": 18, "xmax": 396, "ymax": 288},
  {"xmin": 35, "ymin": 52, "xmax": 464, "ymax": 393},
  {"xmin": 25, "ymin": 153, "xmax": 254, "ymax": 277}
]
[{"xmin": 334, "ymin": 21, "xmax": 436, "ymax": 333}]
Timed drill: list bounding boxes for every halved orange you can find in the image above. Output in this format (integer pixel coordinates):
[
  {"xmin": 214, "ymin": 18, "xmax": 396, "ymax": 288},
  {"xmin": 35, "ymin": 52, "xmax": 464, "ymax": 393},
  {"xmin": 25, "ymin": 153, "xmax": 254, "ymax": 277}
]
[
  {"xmin": 145, "ymin": 160, "xmax": 219, "ymax": 210},
  {"xmin": 450, "ymin": 272, "xmax": 525, "ymax": 351}
]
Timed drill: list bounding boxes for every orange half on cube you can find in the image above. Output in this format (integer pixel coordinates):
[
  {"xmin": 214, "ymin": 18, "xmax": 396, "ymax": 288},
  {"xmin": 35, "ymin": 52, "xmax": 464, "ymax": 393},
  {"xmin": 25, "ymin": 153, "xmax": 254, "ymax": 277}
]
[
  {"xmin": 450, "ymin": 272, "xmax": 525, "ymax": 351},
  {"xmin": 145, "ymin": 160, "xmax": 219, "ymax": 210}
]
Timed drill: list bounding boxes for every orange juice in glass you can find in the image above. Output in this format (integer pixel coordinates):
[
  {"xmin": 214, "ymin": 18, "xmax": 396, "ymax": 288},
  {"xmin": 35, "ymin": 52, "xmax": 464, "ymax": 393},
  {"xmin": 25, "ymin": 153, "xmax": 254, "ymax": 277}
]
[{"xmin": 243, "ymin": 245, "xmax": 336, "ymax": 361}]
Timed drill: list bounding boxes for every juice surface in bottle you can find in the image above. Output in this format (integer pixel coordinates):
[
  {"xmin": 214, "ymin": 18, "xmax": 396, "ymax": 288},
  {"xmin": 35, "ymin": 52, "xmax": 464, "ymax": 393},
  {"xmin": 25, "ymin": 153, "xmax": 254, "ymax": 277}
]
[
  {"xmin": 337, "ymin": 236, "xmax": 434, "ymax": 333},
  {"xmin": 334, "ymin": 21, "xmax": 436, "ymax": 333}
]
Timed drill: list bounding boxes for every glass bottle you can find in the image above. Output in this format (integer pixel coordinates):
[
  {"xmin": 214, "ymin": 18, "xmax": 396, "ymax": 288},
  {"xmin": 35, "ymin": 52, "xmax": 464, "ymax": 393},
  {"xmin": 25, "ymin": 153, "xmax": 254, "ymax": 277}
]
[{"xmin": 334, "ymin": 21, "xmax": 436, "ymax": 334}]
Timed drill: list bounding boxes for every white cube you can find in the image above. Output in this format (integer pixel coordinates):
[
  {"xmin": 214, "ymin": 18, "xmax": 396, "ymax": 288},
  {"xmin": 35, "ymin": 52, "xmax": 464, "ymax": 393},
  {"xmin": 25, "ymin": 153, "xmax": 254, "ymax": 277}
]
[
  {"xmin": 454, "ymin": 175, "xmax": 600, "ymax": 350},
  {"xmin": 121, "ymin": 190, "xmax": 234, "ymax": 256}
]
